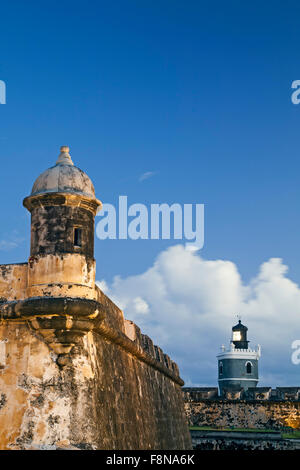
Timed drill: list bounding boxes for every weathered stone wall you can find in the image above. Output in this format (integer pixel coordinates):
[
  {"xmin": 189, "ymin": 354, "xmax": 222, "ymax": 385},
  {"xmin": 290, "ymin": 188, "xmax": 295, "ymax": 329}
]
[
  {"xmin": 0, "ymin": 285, "xmax": 191, "ymax": 450},
  {"xmin": 30, "ymin": 204, "xmax": 95, "ymax": 258},
  {"xmin": 0, "ymin": 263, "xmax": 27, "ymax": 301},
  {"xmin": 185, "ymin": 400, "xmax": 300, "ymax": 430},
  {"xmin": 0, "ymin": 155, "xmax": 192, "ymax": 450},
  {"xmin": 0, "ymin": 149, "xmax": 191, "ymax": 450}
]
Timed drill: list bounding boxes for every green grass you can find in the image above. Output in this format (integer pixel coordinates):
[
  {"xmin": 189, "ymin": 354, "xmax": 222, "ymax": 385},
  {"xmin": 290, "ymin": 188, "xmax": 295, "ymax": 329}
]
[
  {"xmin": 282, "ymin": 430, "xmax": 300, "ymax": 439},
  {"xmin": 190, "ymin": 426, "xmax": 300, "ymax": 439},
  {"xmin": 189, "ymin": 426, "xmax": 278, "ymax": 433}
]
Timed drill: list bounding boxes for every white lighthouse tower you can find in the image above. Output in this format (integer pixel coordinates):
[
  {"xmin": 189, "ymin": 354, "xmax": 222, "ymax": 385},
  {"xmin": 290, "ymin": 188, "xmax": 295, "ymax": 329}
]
[{"xmin": 217, "ymin": 319, "xmax": 261, "ymax": 397}]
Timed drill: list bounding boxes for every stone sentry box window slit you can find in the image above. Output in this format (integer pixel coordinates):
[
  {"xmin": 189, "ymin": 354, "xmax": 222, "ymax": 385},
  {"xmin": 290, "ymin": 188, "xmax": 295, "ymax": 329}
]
[{"xmin": 74, "ymin": 228, "xmax": 82, "ymax": 247}]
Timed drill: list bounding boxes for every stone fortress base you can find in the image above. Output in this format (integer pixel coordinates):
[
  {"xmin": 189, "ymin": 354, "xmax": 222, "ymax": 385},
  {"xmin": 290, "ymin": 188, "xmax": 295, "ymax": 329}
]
[{"xmin": 183, "ymin": 387, "xmax": 300, "ymax": 450}]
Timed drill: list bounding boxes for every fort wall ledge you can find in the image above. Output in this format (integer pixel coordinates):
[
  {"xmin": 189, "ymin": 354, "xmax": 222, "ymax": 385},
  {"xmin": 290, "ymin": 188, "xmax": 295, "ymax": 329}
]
[{"xmin": 0, "ymin": 281, "xmax": 183, "ymax": 386}]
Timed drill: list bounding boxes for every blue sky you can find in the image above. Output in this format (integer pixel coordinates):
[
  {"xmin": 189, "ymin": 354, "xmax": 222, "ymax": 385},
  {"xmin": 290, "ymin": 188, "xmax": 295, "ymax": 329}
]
[{"xmin": 1, "ymin": 1, "xmax": 300, "ymax": 386}]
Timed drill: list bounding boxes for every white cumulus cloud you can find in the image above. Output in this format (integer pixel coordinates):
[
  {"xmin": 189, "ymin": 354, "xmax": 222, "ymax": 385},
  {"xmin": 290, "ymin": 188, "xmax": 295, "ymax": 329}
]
[{"xmin": 97, "ymin": 245, "xmax": 300, "ymax": 388}]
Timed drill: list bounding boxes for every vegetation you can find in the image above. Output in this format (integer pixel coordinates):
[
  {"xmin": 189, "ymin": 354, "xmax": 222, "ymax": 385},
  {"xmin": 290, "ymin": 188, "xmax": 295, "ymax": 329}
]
[
  {"xmin": 190, "ymin": 426, "xmax": 277, "ymax": 433},
  {"xmin": 281, "ymin": 430, "xmax": 300, "ymax": 439},
  {"xmin": 190, "ymin": 425, "xmax": 300, "ymax": 439}
]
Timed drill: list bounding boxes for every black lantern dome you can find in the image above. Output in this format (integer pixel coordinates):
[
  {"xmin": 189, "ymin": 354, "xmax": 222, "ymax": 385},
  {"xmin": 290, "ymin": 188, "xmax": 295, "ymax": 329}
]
[{"xmin": 232, "ymin": 319, "xmax": 249, "ymax": 349}]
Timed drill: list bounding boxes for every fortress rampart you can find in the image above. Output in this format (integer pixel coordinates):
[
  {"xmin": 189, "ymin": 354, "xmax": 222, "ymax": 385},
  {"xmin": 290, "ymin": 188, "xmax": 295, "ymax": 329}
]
[
  {"xmin": 0, "ymin": 147, "xmax": 191, "ymax": 450},
  {"xmin": 183, "ymin": 387, "xmax": 300, "ymax": 430},
  {"xmin": 0, "ymin": 271, "xmax": 191, "ymax": 449}
]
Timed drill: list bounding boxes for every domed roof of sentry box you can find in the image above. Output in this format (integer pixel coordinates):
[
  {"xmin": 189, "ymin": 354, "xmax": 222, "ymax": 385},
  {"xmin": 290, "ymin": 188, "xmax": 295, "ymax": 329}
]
[{"xmin": 30, "ymin": 146, "xmax": 96, "ymax": 199}]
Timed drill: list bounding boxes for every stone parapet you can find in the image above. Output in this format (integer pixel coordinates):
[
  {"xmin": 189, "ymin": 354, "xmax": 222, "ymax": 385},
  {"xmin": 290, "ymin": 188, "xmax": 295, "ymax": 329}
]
[
  {"xmin": 183, "ymin": 387, "xmax": 300, "ymax": 402},
  {"xmin": 184, "ymin": 398, "xmax": 300, "ymax": 430}
]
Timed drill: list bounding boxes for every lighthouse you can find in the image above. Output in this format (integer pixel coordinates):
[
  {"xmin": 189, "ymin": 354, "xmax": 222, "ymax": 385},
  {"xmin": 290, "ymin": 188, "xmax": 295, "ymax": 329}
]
[{"xmin": 217, "ymin": 319, "xmax": 261, "ymax": 397}]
